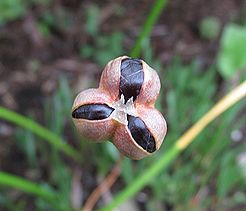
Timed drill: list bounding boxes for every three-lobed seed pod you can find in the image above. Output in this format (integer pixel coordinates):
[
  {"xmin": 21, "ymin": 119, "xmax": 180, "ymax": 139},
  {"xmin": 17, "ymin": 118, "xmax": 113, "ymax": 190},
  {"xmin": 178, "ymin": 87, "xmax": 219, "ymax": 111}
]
[{"xmin": 72, "ymin": 56, "xmax": 167, "ymax": 160}]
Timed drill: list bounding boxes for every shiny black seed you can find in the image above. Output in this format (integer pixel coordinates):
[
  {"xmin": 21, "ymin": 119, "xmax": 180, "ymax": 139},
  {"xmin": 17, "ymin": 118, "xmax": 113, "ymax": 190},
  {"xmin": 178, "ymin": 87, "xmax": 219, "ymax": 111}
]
[
  {"xmin": 120, "ymin": 58, "xmax": 144, "ymax": 103},
  {"xmin": 127, "ymin": 115, "xmax": 156, "ymax": 153},
  {"xmin": 72, "ymin": 104, "xmax": 114, "ymax": 120}
]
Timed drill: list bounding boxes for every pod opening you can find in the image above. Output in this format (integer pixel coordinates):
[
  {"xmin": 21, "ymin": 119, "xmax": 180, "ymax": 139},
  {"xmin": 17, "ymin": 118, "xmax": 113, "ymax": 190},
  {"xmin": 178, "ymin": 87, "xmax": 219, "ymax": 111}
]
[
  {"xmin": 119, "ymin": 58, "xmax": 144, "ymax": 103},
  {"xmin": 127, "ymin": 115, "xmax": 156, "ymax": 153},
  {"xmin": 72, "ymin": 104, "xmax": 114, "ymax": 120}
]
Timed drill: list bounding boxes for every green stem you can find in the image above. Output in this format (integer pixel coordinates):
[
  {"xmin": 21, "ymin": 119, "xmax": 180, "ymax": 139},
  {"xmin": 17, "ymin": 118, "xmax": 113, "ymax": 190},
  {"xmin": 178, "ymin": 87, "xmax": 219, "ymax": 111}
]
[
  {"xmin": 0, "ymin": 106, "xmax": 80, "ymax": 161},
  {"xmin": 100, "ymin": 147, "xmax": 179, "ymax": 211},
  {"xmin": 130, "ymin": 0, "xmax": 168, "ymax": 58},
  {"xmin": 0, "ymin": 171, "xmax": 56, "ymax": 201}
]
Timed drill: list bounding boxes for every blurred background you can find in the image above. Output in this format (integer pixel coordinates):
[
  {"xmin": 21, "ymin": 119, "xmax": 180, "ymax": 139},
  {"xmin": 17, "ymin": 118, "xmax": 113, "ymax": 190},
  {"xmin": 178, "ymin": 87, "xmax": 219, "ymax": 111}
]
[{"xmin": 0, "ymin": 0, "xmax": 246, "ymax": 210}]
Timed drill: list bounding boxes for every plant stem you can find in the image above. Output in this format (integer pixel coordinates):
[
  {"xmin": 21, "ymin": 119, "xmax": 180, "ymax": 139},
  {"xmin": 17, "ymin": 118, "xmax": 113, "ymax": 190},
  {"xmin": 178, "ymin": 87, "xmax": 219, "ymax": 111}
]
[
  {"xmin": 100, "ymin": 80, "xmax": 246, "ymax": 211},
  {"xmin": 100, "ymin": 147, "xmax": 179, "ymax": 211},
  {"xmin": 0, "ymin": 106, "xmax": 80, "ymax": 161},
  {"xmin": 0, "ymin": 171, "xmax": 56, "ymax": 201},
  {"xmin": 130, "ymin": 0, "xmax": 168, "ymax": 58}
]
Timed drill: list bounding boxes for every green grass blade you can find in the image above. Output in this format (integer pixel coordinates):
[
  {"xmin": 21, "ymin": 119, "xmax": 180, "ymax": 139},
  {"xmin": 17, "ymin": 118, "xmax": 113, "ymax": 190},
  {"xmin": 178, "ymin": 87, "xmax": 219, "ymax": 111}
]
[
  {"xmin": 0, "ymin": 171, "xmax": 56, "ymax": 200},
  {"xmin": 0, "ymin": 106, "xmax": 80, "ymax": 161},
  {"xmin": 130, "ymin": 0, "xmax": 168, "ymax": 58},
  {"xmin": 100, "ymin": 147, "xmax": 179, "ymax": 211}
]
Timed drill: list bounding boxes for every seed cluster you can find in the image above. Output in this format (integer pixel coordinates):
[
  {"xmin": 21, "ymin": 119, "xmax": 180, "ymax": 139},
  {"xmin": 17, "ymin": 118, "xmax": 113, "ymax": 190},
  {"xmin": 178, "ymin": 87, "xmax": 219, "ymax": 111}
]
[{"xmin": 72, "ymin": 56, "xmax": 167, "ymax": 160}]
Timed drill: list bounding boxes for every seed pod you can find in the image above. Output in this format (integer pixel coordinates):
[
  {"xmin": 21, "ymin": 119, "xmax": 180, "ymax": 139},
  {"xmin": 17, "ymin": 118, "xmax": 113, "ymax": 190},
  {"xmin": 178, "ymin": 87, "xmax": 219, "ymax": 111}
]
[
  {"xmin": 100, "ymin": 56, "xmax": 161, "ymax": 106},
  {"xmin": 72, "ymin": 56, "xmax": 167, "ymax": 159},
  {"xmin": 72, "ymin": 89, "xmax": 116, "ymax": 141},
  {"xmin": 112, "ymin": 107, "xmax": 166, "ymax": 160}
]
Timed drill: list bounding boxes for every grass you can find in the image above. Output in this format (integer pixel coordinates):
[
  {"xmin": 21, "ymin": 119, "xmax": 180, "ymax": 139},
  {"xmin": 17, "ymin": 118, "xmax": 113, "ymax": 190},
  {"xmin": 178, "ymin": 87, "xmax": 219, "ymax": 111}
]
[
  {"xmin": 1, "ymin": 0, "xmax": 246, "ymax": 210},
  {"xmin": 130, "ymin": 0, "xmax": 168, "ymax": 57},
  {"xmin": 0, "ymin": 172, "xmax": 56, "ymax": 201},
  {"xmin": 0, "ymin": 106, "xmax": 80, "ymax": 161}
]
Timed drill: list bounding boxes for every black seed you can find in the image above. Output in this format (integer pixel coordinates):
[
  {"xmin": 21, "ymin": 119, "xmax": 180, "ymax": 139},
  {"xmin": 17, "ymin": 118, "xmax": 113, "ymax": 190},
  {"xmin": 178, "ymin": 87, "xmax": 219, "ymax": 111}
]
[
  {"xmin": 72, "ymin": 104, "xmax": 114, "ymax": 120},
  {"xmin": 120, "ymin": 58, "xmax": 144, "ymax": 103},
  {"xmin": 127, "ymin": 115, "xmax": 156, "ymax": 153}
]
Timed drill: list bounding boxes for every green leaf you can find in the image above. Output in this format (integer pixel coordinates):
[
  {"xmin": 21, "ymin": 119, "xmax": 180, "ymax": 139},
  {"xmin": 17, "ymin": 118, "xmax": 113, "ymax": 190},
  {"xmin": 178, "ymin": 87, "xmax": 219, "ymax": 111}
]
[
  {"xmin": 217, "ymin": 152, "xmax": 241, "ymax": 197},
  {"xmin": 199, "ymin": 16, "xmax": 221, "ymax": 40},
  {"xmin": 130, "ymin": 0, "xmax": 168, "ymax": 57},
  {"xmin": 85, "ymin": 4, "xmax": 100, "ymax": 36},
  {"xmin": 0, "ymin": 172, "xmax": 56, "ymax": 201},
  {"xmin": 217, "ymin": 24, "xmax": 246, "ymax": 79},
  {"xmin": 0, "ymin": 0, "xmax": 25, "ymax": 25}
]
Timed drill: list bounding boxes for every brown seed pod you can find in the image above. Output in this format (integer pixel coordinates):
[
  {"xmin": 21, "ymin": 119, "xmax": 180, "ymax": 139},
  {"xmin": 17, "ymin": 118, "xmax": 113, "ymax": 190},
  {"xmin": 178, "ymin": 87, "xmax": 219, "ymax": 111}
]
[
  {"xmin": 72, "ymin": 56, "xmax": 167, "ymax": 160},
  {"xmin": 99, "ymin": 56, "xmax": 161, "ymax": 106},
  {"xmin": 113, "ymin": 107, "xmax": 166, "ymax": 160},
  {"xmin": 72, "ymin": 89, "xmax": 116, "ymax": 141}
]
